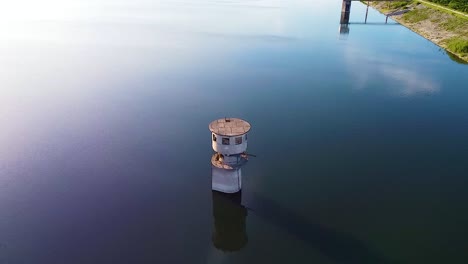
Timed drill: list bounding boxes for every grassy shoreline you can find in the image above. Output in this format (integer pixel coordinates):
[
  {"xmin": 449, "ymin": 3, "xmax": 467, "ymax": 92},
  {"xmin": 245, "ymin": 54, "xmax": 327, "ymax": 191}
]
[{"xmin": 367, "ymin": 1, "xmax": 468, "ymax": 62}]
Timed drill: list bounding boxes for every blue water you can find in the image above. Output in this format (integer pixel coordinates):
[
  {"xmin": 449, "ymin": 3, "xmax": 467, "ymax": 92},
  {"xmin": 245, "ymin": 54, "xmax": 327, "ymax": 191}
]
[{"xmin": 0, "ymin": 0, "xmax": 467, "ymax": 263}]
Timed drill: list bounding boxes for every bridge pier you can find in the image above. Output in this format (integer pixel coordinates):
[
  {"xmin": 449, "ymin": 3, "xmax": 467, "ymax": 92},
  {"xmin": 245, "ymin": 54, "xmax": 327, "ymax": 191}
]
[{"xmin": 340, "ymin": 0, "xmax": 352, "ymax": 24}]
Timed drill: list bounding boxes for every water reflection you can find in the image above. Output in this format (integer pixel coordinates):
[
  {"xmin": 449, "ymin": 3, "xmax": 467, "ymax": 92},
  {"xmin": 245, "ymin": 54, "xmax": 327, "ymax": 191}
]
[
  {"xmin": 210, "ymin": 187, "xmax": 394, "ymax": 262},
  {"xmin": 339, "ymin": 1, "xmax": 400, "ymax": 35},
  {"xmin": 209, "ymin": 162, "xmax": 393, "ymax": 262},
  {"xmin": 212, "ymin": 191, "xmax": 248, "ymax": 252},
  {"xmin": 1, "ymin": 0, "xmax": 467, "ymax": 263},
  {"xmin": 343, "ymin": 45, "xmax": 440, "ymax": 96},
  {"xmin": 446, "ymin": 50, "xmax": 468, "ymax": 65},
  {"xmin": 380, "ymin": 67, "xmax": 439, "ymax": 96},
  {"xmin": 339, "ymin": 23, "xmax": 350, "ymax": 35},
  {"xmin": 245, "ymin": 193, "xmax": 396, "ymax": 264}
]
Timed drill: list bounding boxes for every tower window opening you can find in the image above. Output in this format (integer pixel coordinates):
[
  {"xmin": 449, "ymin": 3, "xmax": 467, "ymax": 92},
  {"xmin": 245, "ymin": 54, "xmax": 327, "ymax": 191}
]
[
  {"xmin": 235, "ymin": 137, "xmax": 242, "ymax": 145},
  {"xmin": 222, "ymin": 137, "xmax": 230, "ymax": 145}
]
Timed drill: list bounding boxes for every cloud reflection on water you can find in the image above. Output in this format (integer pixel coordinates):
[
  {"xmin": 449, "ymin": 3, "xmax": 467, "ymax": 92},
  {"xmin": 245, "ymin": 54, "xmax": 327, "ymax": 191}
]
[
  {"xmin": 380, "ymin": 67, "xmax": 439, "ymax": 96},
  {"xmin": 343, "ymin": 45, "xmax": 440, "ymax": 96}
]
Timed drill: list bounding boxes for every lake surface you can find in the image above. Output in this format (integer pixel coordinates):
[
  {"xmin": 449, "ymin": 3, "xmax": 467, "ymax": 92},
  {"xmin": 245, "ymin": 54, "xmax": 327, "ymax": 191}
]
[{"xmin": 1, "ymin": 0, "xmax": 468, "ymax": 263}]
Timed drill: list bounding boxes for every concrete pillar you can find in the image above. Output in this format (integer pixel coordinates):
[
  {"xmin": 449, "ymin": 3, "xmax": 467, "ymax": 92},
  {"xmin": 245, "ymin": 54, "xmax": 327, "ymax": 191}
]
[{"xmin": 340, "ymin": 0, "xmax": 352, "ymax": 24}]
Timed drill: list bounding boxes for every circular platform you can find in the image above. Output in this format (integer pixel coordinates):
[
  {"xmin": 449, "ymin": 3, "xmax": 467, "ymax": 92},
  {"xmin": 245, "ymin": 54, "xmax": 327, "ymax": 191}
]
[
  {"xmin": 209, "ymin": 118, "xmax": 251, "ymax": 136},
  {"xmin": 211, "ymin": 153, "xmax": 248, "ymax": 170}
]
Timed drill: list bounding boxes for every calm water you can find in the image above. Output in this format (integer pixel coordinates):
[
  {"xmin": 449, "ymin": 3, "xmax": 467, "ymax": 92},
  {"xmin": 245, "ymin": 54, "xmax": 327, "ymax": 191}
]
[{"xmin": 1, "ymin": 0, "xmax": 468, "ymax": 263}]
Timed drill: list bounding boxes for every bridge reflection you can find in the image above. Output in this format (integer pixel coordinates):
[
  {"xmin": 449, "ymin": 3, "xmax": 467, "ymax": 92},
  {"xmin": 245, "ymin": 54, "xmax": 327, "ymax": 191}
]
[{"xmin": 339, "ymin": 0, "xmax": 407, "ymax": 34}]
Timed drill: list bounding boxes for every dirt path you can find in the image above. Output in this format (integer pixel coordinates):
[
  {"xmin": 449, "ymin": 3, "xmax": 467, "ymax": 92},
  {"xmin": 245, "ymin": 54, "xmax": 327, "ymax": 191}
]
[{"xmin": 416, "ymin": 0, "xmax": 468, "ymax": 19}]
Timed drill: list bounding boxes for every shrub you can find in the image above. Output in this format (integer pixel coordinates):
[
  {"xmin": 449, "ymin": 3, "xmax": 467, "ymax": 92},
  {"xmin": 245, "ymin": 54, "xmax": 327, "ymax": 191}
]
[{"xmin": 446, "ymin": 37, "xmax": 468, "ymax": 53}]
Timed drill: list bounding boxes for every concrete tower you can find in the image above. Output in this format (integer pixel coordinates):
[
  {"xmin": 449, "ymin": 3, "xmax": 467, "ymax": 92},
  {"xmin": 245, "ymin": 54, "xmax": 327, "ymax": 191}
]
[{"xmin": 209, "ymin": 118, "xmax": 251, "ymax": 193}]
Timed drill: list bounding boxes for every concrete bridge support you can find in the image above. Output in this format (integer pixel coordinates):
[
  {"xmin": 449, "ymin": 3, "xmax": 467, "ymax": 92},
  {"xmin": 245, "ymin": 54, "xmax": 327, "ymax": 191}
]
[{"xmin": 340, "ymin": 0, "xmax": 352, "ymax": 24}]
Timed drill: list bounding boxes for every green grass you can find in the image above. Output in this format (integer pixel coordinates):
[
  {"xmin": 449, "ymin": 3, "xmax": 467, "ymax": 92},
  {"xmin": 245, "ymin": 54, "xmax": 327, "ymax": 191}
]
[
  {"xmin": 389, "ymin": 1, "xmax": 412, "ymax": 10},
  {"xmin": 424, "ymin": 0, "xmax": 468, "ymax": 14},
  {"xmin": 402, "ymin": 8, "xmax": 432, "ymax": 22},
  {"xmin": 418, "ymin": 1, "xmax": 468, "ymax": 20},
  {"xmin": 441, "ymin": 16, "xmax": 468, "ymax": 32},
  {"xmin": 446, "ymin": 37, "xmax": 468, "ymax": 53}
]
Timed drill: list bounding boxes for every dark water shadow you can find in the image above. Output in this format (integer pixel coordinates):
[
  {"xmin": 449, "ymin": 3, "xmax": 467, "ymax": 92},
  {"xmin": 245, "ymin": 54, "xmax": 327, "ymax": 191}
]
[
  {"xmin": 242, "ymin": 192, "xmax": 399, "ymax": 264},
  {"xmin": 437, "ymin": 47, "xmax": 467, "ymax": 64},
  {"xmin": 446, "ymin": 50, "xmax": 468, "ymax": 65},
  {"xmin": 212, "ymin": 191, "xmax": 248, "ymax": 252}
]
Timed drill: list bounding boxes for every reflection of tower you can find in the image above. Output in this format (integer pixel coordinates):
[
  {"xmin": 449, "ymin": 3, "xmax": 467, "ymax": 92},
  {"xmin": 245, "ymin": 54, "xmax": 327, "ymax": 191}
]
[
  {"xmin": 211, "ymin": 191, "xmax": 248, "ymax": 252},
  {"xmin": 209, "ymin": 118, "xmax": 251, "ymax": 193}
]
